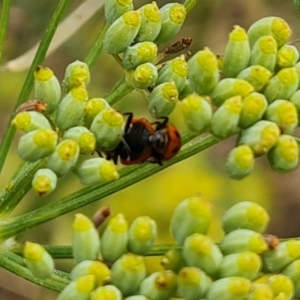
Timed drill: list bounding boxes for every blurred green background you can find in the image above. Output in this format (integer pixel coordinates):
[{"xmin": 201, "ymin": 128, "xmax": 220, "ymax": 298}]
[{"xmin": 1, "ymin": 0, "xmax": 300, "ymax": 299}]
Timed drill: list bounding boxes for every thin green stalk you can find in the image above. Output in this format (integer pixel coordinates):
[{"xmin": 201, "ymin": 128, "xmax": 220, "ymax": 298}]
[
  {"xmin": 12, "ymin": 244, "xmax": 180, "ymax": 259},
  {"xmin": 0, "ymin": 0, "xmax": 11, "ymax": 63},
  {"xmin": 0, "ymin": 133, "xmax": 221, "ymax": 240},
  {"xmin": 84, "ymin": 22, "xmax": 110, "ymax": 68},
  {"xmin": 105, "ymin": 76, "xmax": 134, "ymax": 105},
  {"xmin": 0, "ymin": 249, "xmax": 68, "ymax": 292},
  {"xmin": 184, "ymin": 0, "xmax": 200, "ymax": 13},
  {"xmin": 0, "ymin": 0, "xmax": 71, "ymax": 175},
  {"xmin": 0, "ymin": 160, "xmax": 45, "ymax": 216}
]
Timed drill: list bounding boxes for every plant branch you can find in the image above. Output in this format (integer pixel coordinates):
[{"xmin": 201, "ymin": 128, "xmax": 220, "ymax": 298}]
[
  {"xmin": 0, "ymin": 160, "xmax": 45, "ymax": 216},
  {"xmin": 0, "ymin": 249, "xmax": 69, "ymax": 292},
  {"xmin": 0, "ymin": 0, "xmax": 11, "ymax": 63},
  {"xmin": 0, "ymin": 0, "xmax": 71, "ymax": 175},
  {"xmin": 0, "ymin": 133, "xmax": 221, "ymax": 240},
  {"xmin": 1, "ymin": 0, "xmax": 104, "ymax": 72}
]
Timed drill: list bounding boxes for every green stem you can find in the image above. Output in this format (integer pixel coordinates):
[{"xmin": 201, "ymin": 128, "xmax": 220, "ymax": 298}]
[
  {"xmin": 12, "ymin": 243, "xmax": 180, "ymax": 259},
  {"xmin": 105, "ymin": 76, "xmax": 134, "ymax": 105},
  {"xmin": 0, "ymin": 0, "xmax": 11, "ymax": 63},
  {"xmin": 0, "ymin": 0, "xmax": 71, "ymax": 175},
  {"xmin": 84, "ymin": 22, "xmax": 109, "ymax": 68},
  {"xmin": 0, "ymin": 249, "xmax": 68, "ymax": 292},
  {"xmin": 0, "ymin": 133, "xmax": 221, "ymax": 240},
  {"xmin": 0, "ymin": 160, "xmax": 45, "ymax": 216},
  {"xmin": 184, "ymin": 0, "xmax": 200, "ymax": 13}
]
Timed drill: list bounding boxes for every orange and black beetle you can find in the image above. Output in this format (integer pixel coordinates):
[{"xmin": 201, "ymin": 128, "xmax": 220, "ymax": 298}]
[{"xmin": 106, "ymin": 113, "xmax": 181, "ymax": 165}]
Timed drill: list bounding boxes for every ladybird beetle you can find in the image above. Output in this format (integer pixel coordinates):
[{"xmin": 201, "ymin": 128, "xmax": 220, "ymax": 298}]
[
  {"xmin": 106, "ymin": 113, "xmax": 182, "ymax": 165},
  {"xmin": 148, "ymin": 117, "xmax": 182, "ymax": 164},
  {"xmin": 106, "ymin": 113, "xmax": 155, "ymax": 165}
]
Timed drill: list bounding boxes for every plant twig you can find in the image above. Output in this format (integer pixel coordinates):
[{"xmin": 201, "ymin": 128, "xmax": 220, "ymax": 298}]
[{"xmin": 0, "ymin": 0, "xmax": 71, "ymax": 176}]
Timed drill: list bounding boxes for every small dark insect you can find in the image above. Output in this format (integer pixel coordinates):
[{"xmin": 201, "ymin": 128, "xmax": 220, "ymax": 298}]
[
  {"xmin": 165, "ymin": 37, "xmax": 193, "ymax": 54},
  {"xmin": 16, "ymin": 100, "xmax": 47, "ymax": 114},
  {"xmin": 106, "ymin": 113, "xmax": 182, "ymax": 165}
]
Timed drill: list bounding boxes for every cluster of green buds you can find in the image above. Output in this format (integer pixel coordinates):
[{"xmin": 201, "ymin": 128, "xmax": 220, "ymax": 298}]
[
  {"xmin": 12, "ymin": 9, "xmax": 300, "ymax": 193},
  {"xmin": 102, "ymin": 7, "xmax": 300, "ymax": 178},
  {"xmin": 23, "ymin": 196, "xmax": 300, "ymax": 300},
  {"xmin": 12, "ymin": 61, "xmax": 122, "ymax": 196},
  {"xmin": 103, "ymin": 0, "xmax": 188, "ymax": 117},
  {"xmin": 179, "ymin": 16, "xmax": 300, "ymax": 179}
]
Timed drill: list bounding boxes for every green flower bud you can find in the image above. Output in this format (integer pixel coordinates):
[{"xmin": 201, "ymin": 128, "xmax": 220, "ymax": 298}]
[
  {"xmin": 122, "ymin": 42, "xmax": 157, "ymax": 70},
  {"xmin": 156, "ymin": 55, "xmax": 188, "ymax": 92},
  {"xmin": 249, "ymin": 35, "xmax": 277, "ymax": 72},
  {"xmin": 170, "ymin": 196, "xmax": 212, "ymax": 245},
  {"xmin": 63, "ymin": 126, "xmax": 96, "ymax": 154},
  {"xmin": 90, "ymin": 108, "xmax": 125, "ymax": 151},
  {"xmin": 239, "ymin": 92, "xmax": 268, "ymax": 128},
  {"xmin": 90, "ymin": 285, "xmax": 122, "ymax": 300},
  {"xmin": 218, "ymin": 251, "xmax": 262, "ymax": 280},
  {"xmin": 111, "ymin": 253, "xmax": 146, "ymax": 296},
  {"xmin": 72, "ymin": 213, "xmax": 101, "ymax": 263},
  {"xmin": 161, "ymin": 248, "xmax": 185, "ymax": 272},
  {"xmin": 34, "ymin": 66, "xmax": 61, "ymax": 114},
  {"xmin": 23, "ymin": 241, "xmax": 54, "ymax": 279},
  {"xmin": 247, "ymin": 16, "xmax": 292, "ymax": 48},
  {"xmin": 219, "ymin": 229, "xmax": 268, "ymax": 255},
  {"xmin": 71, "ymin": 260, "xmax": 111, "ymax": 287},
  {"xmin": 206, "ymin": 277, "xmax": 251, "ymax": 300},
  {"xmin": 177, "ymin": 266, "xmax": 211, "ymax": 300},
  {"xmin": 16, "ymin": 99, "xmax": 47, "ymax": 114},
  {"xmin": 222, "ymin": 201, "xmax": 270, "ymax": 234},
  {"xmin": 246, "ymin": 284, "xmax": 273, "ymax": 300},
  {"xmin": 268, "ymin": 135, "xmax": 299, "ymax": 173},
  {"xmin": 139, "ymin": 270, "xmax": 177, "ymax": 300},
  {"xmin": 282, "ymin": 260, "xmax": 300, "ymax": 297},
  {"xmin": 276, "ymin": 44, "xmax": 299, "ymax": 68},
  {"xmin": 211, "ymin": 96, "xmax": 242, "ymax": 139},
  {"xmin": 267, "ymin": 274, "xmax": 294, "ymax": 299},
  {"xmin": 222, "ymin": 25, "xmax": 250, "ymax": 77},
  {"xmin": 295, "ymin": 0, "xmax": 300, "ymax": 9},
  {"xmin": 76, "ymin": 157, "xmax": 119, "ymax": 185},
  {"xmin": 237, "ymin": 120, "xmax": 280, "ymax": 157},
  {"xmin": 179, "ymin": 79, "xmax": 193, "ymax": 100},
  {"xmin": 135, "ymin": 2, "xmax": 161, "ymax": 42},
  {"xmin": 147, "ymin": 81, "xmax": 178, "ymax": 117},
  {"xmin": 63, "ymin": 60, "xmax": 90, "ymax": 92},
  {"xmin": 264, "ymin": 67, "xmax": 298, "ymax": 103},
  {"xmin": 101, "ymin": 214, "xmax": 128, "ymax": 263},
  {"xmin": 211, "ymin": 78, "xmax": 254, "ymax": 107},
  {"xmin": 188, "ymin": 48, "xmax": 220, "ymax": 95},
  {"xmin": 84, "ymin": 97, "xmax": 110, "ymax": 128},
  {"xmin": 104, "ymin": 0, "xmax": 133, "ymax": 24},
  {"xmin": 56, "ymin": 85, "xmax": 88, "ymax": 130},
  {"xmin": 154, "ymin": 3, "xmax": 186, "ymax": 45},
  {"xmin": 58, "ymin": 275, "xmax": 95, "ymax": 300},
  {"xmin": 264, "ymin": 99, "xmax": 298, "ymax": 134},
  {"xmin": 262, "ymin": 239, "xmax": 300, "ymax": 273},
  {"xmin": 12, "ymin": 111, "xmax": 51, "ymax": 133},
  {"xmin": 103, "ymin": 11, "xmax": 141, "ymax": 55},
  {"xmin": 132, "ymin": 62, "xmax": 158, "ymax": 89},
  {"xmin": 32, "ymin": 168, "xmax": 57, "ymax": 196},
  {"xmin": 182, "ymin": 233, "xmax": 223, "ymax": 277},
  {"xmin": 289, "ymin": 89, "xmax": 300, "ymax": 114},
  {"xmin": 237, "ymin": 65, "xmax": 272, "ymax": 92},
  {"xmin": 47, "ymin": 139, "xmax": 80, "ymax": 177},
  {"xmin": 128, "ymin": 216, "xmax": 157, "ymax": 255},
  {"xmin": 17, "ymin": 128, "xmax": 58, "ymax": 162},
  {"xmin": 125, "ymin": 296, "xmax": 150, "ymax": 300},
  {"xmin": 295, "ymin": 61, "xmax": 300, "ymax": 88},
  {"xmin": 225, "ymin": 145, "xmax": 255, "ymax": 180},
  {"xmin": 179, "ymin": 93, "xmax": 212, "ymax": 134}
]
